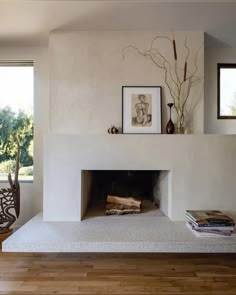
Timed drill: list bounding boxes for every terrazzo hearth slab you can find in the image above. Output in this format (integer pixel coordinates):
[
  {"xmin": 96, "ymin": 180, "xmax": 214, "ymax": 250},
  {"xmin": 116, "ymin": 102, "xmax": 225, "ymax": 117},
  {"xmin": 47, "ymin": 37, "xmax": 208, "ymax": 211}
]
[{"xmin": 3, "ymin": 213, "xmax": 236, "ymax": 253}]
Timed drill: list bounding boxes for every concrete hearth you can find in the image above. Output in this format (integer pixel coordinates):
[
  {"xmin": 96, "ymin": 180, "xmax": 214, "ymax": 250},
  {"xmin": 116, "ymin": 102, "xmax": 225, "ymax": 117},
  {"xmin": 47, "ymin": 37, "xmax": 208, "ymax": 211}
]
[{"xmin": 3, "ymin": 213, "xmax": 236, "ymax": 253}]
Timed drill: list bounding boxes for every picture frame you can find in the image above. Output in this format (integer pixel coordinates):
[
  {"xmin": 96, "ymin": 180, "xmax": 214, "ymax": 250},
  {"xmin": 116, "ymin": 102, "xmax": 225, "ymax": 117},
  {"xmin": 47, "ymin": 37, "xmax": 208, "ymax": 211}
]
[
  {"xmin": 122, "ymin": 86, "xmax": 162, "ymax": 134},
  {"xmin": 217, "ymin": 63, "xmax": 236, "ymax": 119}
]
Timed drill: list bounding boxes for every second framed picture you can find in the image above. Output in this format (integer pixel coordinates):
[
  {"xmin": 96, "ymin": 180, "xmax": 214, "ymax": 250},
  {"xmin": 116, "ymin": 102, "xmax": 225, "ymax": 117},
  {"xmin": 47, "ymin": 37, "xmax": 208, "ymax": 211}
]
[{"xmin": 122, "ymin": 86, "xmax": 162, "ymax": 134}]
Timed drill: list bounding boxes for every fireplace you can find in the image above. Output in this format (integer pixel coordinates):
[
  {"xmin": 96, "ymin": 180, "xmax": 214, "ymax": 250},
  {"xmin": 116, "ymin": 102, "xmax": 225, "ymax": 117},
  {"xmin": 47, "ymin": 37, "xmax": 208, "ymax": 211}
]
[
  {"xmin": 43, "ymin": 135, "xmax": 236, "ymax": 222},
  {"xmin": 81, "ymin": 170, "xmax": 170, "ymax": 219}
]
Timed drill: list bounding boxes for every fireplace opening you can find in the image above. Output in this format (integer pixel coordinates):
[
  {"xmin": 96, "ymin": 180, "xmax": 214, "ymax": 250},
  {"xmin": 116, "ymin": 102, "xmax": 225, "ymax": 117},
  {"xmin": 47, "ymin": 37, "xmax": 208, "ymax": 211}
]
[{"xmin": 81, "ymin": 170, "xmax": 170, "ymax": 219}]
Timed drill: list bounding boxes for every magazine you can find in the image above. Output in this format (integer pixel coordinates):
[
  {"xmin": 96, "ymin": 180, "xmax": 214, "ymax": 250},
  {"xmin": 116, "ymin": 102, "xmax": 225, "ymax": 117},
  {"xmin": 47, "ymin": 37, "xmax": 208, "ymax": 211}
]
[
  {"xmin": 186, "ymin": 210, "xmax": 235, "ymax": 227},
  {"xmin": 187, "ymin": 222, "xmax": 233, "ymax": 236},
  {"xmin": 187, "ymin": 220, "xmax": 234, "ymax": 232},
  {"xmin": 186, "ymin": 223, "xmax": 234, "ymax": 238}
]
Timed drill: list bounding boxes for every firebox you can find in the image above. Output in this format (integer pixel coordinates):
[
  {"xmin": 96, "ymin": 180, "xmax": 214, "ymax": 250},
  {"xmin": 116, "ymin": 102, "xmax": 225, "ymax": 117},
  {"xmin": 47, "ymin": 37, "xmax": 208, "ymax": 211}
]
[{"xmin": 81, "ymin": 170, "xmax": 170, "ymax": 219}]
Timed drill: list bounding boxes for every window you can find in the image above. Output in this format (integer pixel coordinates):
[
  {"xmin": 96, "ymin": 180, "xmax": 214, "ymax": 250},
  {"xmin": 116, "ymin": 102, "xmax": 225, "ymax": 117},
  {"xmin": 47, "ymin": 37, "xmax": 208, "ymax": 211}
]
[
  {"xmin": 0, "ymin": 61, "xmax": 34, "ymax": 181},
  {"xmin": 217, "ymin": 63, "xmax": 236, "ymax": 119}
]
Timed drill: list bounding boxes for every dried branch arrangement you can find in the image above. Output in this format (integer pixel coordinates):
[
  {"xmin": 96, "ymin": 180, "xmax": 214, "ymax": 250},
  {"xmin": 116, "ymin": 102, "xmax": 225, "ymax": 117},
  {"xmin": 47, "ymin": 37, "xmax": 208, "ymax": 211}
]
[{"xmin": 122, "ymin": 34, "xmax": 201, "ymax": 133}]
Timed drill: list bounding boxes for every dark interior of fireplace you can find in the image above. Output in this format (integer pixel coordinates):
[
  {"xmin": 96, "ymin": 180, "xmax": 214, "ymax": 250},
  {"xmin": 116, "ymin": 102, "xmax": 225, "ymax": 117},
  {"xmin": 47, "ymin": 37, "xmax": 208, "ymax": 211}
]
[{"xmin": 88, "ymin": 170, "xmax": 160, "ymax": 209}]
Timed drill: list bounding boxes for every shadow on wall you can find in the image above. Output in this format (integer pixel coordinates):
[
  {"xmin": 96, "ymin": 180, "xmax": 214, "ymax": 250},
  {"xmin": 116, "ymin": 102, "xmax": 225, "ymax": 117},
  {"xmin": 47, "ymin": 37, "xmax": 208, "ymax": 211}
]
[{"xmin": 205, "ymin": 33, "xmax": 232, "ymax": 48}]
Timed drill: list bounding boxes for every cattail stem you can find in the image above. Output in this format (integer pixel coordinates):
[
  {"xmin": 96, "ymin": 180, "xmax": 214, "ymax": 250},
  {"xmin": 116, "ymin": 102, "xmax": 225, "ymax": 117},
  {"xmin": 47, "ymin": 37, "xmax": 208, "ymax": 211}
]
[
  {"xmin": 184, "ymin": 61, "xmax": 187, "ymax": 81},
  {"xmin": 173, "ymin": 39, "xmax": 177, "ymax": 60}
]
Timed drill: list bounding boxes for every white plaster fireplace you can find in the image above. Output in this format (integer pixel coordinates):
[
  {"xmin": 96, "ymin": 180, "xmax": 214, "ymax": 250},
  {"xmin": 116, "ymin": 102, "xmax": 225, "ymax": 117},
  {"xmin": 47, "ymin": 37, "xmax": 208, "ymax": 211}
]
[
  {"xmin": 4, "ymin": 134, "xmax": 236, "ymax": 252},
  {"xmin": 43, "ymin": 134, "xmax": 236, "ymax": 222}
]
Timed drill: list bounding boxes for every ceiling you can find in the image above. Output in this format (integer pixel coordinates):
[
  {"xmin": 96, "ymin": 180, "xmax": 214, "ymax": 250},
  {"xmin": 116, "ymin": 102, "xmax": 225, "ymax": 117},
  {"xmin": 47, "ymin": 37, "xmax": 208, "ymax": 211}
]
[{"xmin": 1, "ymin": 0, "xmax": 236, "ymax": 47}]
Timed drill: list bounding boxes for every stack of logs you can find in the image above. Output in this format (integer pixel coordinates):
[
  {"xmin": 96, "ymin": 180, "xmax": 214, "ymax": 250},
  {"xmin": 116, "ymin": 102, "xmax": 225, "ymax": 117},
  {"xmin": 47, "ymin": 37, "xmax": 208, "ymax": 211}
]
[{"xmin": 105, "ymin": 195, "xmax": 141, "ymax": 215}]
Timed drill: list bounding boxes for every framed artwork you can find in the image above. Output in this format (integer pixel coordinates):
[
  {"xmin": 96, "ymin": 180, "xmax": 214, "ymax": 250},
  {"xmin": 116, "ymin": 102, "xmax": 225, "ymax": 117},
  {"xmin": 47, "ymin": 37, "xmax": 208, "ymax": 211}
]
[
  {"xmin": 217, "ymin": 63, "xmax": 236, "ymax": 119},
  {"xmin": 122, "ymin": 86, "xmax": 162, "ymax": 134}
]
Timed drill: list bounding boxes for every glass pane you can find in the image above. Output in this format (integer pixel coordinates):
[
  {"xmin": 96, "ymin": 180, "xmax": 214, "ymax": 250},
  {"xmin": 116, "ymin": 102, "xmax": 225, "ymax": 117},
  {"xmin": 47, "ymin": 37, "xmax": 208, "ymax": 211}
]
[
  {"xmin": 0, "ymin": 65, "xmax": 34, "ymax": 181},
  {"xmin": 220, "ymin": 68, "xmax": 236, "ymax": 116}
]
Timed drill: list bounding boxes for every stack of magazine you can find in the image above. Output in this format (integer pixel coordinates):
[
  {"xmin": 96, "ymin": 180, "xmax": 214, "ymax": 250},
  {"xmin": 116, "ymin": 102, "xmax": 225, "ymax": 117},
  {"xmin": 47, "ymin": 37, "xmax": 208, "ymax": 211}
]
[{"xmin": 186, "ymin": 210, "xmax": 235, "ymax": 237}]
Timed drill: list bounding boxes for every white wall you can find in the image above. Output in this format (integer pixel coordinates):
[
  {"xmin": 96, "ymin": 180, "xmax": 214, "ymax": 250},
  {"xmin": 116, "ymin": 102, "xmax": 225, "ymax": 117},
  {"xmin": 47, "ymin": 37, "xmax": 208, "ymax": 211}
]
[
  {"xmin": 205, "ymin": 48, "xmax": 236, "ymax": 134},
  {"xmin": 0, "ymin": 46, "xmax": 49, "ymax": 227},
  {"xmin": 49, "ymin": 30, "xmax": 204, "ymax": 134}
]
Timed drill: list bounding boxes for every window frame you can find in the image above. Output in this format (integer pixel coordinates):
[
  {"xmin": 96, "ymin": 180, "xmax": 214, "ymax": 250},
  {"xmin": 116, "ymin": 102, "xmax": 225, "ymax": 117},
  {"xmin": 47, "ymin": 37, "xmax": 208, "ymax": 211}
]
[
  {"xmin": 0, "ymin": 61, "xmax": 34, "ymax": 183},
  {"xmin": 217, "ymin": 63, "xmax": 236, "ymax": 119}
]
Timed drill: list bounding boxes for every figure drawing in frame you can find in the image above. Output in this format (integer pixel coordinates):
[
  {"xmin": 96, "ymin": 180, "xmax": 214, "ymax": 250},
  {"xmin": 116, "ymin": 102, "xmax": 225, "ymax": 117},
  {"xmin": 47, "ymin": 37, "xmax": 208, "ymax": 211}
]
[{"xmin": 131, "ymin": 94, "xmax": 152, "ymax": 127}]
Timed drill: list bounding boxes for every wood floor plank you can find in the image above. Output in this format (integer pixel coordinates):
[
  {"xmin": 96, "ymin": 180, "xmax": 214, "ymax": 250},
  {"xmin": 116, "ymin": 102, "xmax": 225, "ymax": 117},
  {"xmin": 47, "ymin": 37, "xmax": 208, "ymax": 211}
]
[{"xmin": 0, "ymin": 253, "xmax": 236, "ymax": 294}]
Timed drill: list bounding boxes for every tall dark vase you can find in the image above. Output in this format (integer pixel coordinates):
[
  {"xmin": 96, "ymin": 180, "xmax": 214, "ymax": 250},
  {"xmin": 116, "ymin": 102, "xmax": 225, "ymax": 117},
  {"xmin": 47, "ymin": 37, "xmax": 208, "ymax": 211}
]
[{"xmin": 166, "ymin": 103, "xmax": 175, "ymax": 134}]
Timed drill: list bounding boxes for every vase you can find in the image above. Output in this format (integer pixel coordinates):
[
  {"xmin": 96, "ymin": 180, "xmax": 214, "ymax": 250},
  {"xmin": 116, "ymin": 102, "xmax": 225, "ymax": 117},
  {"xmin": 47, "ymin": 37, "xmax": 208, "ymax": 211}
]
[
  {"xmin": 176, "ymin": 125, "xmax": 185, "ymax": 134},
  {"xmin": 175, "ymin": 108, "xmax": 185, "ymax": 134},
  {"xmin": 166, "ymin": 103, "xmax": 175, "ymax": 134}
]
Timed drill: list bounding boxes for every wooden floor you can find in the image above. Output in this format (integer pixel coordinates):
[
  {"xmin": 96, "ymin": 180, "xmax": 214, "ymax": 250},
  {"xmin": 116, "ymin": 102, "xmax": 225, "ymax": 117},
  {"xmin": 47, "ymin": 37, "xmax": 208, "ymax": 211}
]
[{"xmin": 0, "ymin": 252, "xmax": 236, "ymax": 295}]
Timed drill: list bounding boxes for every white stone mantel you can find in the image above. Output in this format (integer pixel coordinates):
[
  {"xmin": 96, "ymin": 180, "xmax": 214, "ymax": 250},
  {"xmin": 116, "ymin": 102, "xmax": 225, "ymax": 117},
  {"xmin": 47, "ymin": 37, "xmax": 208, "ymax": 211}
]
[{"xmin": 43, "ymin": 134, "xmax": 236, "ymax": 221}]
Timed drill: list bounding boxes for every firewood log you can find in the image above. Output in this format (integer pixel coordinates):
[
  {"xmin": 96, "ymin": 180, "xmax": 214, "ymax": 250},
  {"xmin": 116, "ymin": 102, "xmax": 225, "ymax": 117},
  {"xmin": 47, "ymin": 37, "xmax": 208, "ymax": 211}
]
[
  {"xmin": 105, "ymin": 195, "xmax": 141, "ymax": 215},
  {"xmin": 107, "ymin": 195, "xmax": 141, "ymax": 208},
  {"xmin": 105, "ymin": 203, "xmax": 141, "ymax": 215}
]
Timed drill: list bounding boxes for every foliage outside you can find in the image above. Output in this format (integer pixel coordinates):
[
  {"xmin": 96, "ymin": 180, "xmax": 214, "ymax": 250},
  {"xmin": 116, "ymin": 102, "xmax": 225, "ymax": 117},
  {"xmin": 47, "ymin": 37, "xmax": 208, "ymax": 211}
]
[
  {"xmin": 19, "ymin": 166, "xmax": 33, "ymax": 176},
  {"xmin": 0, "ymin": 159, "xmax": 16, "ymax": 174},
  {"xmin": 0, "ymin": 106, "xmax": 33, "ymax": 177},
  {"xmin": 229, "ymin": 93, "xmax": 236, "ymax": 116}
]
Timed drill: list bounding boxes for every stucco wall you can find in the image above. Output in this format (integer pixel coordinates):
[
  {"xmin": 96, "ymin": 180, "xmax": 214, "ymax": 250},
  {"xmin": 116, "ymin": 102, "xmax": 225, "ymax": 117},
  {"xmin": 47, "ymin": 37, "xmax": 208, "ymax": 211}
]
[{"xmin": 49, "ymin": 30, "xmax": 204, "ymax": 134}]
